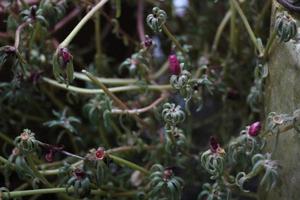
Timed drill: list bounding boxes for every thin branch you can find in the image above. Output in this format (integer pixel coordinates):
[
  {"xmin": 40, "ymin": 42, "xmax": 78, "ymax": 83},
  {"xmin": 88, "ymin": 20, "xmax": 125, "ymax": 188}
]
[
  {"xmin": 42, "ymin": 77, "xmax": 172, "ymax": 94},
  {"xmin": 74, "ymin": 72, "xmax": 137, "ymax": 85},
  {"xmin": 211, "ymin": 10, "xmax": 232, "ymax": 53},
  {"xmin": 60, "ymin": 0, "xmax": 109, "ymax": 47},
  {"xmin": 151, "ymin": 61, "xmax": 168, "ymax": 79},
  {"xmin": 231, "ymin": 0, "xmax": 264, "ymax": 56},
  {"xmin": 111, "ymin": 93, "xmax": 168, "ymax": 115},
  {"xmin": 0, "ymin": 187, "xmax": 139, "ymax": 199},
  {"xmin": 14, "ymin": 21, "xmax": 30, "ymax": 49},
  {"xmin": 137, "ymin": 0, "xmax": 145, "ymax": 42},
  {"xmin": 162, "ymin": 24, "xmax": 186, "ymax": 56},
  {"xmin": 39, "ymin": 145, "xmax": 155, "ymax": 176}
]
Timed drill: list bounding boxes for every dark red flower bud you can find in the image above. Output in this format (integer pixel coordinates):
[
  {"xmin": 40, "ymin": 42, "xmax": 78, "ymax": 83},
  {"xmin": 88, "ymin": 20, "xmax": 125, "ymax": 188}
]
[
  {"xmin": 95, "ymin": 147, "xmax": 105, "ymax": 160},
  {"xmin": 143, "ymin": 35, "xmax": 153, "ymax": 48},
  {"xmin": 163, "ymin": 168, "xmax": 173, "ymax": 181},
  {"xmin": 168, "ymin": 54, "xmax": 181, "ymax": 75},
  {"xmin": 30, "ymin": 5, "xmax": 37, "ymax": 19},
  {"xmin": 210, "ymin": 136, "xmax": 219, "ymax": 153},
  {"xmin": 248, "ymin": 121, "xmax": 261, "ymax": 137},
  {"xmin": 45, "ymin": 150, "xmax": 54, "ymax": 162},
  {"xmin": 59, "ymin": 48, "xmax": 72, "ymax": 65},
  {"xmin": 74, "ymin": 168, "xmax": 86, "ymax": 180}
]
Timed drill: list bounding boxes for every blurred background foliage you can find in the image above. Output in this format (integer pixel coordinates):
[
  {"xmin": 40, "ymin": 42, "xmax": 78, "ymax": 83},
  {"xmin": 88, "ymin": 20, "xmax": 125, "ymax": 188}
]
[{"xmin": 0, "ymin": 0, "xmax": 271, "ymax": 199}]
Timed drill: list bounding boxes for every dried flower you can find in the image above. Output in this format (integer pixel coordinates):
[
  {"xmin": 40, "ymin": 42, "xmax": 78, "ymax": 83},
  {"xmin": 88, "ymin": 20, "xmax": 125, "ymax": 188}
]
[
  {"xmin": 209, "ymin": 136, "xmax": 225, "ymax": 154},
  {"xmin": 73, "ymin": 168, "xmax": 86, "ymax": 180},
  {"xmin": 143, "ymin": 35, "xmax": 153, "ymax": 48}
]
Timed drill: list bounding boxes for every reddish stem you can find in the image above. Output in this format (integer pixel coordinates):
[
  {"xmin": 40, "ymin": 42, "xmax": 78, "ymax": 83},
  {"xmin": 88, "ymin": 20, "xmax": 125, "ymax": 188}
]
[
  {"xmin": 14, "ymin": 21, "xmax": 30, "ymax": 49},
  {"xmin": 137, "ymin": 0, "xmax": 145, "ymax": 42}
]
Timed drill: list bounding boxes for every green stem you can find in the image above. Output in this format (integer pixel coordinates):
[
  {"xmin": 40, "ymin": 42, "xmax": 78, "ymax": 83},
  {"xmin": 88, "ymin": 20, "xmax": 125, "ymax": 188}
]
[
  {"xmin": 0, "ymin": 187, "xmax": 138, "ymax": 199},
  {"xmin": 43, "ymin": 77, "xmax": 171, "ymax": 94},
  {"xmin": 108, "ymin": 154, "xmax": 149, "ymax": 175},
  {"xmin": 0, "ymin": 156, "xmax": 14, "ymax": 169},
  {"xmin": 74, "ymin": 72, "xmax": 137, "ymax": 85},
  {"xmin": 95, "ymin": 10, "xmax": 102, "ymax": 72},
  {"xmin": 263, "ymin": 30, "xmax": 277, "ymax": 60},
  {"xmin": 39, "ymin": 145, "xmax": 154, "ymax": 176},
  {"xmin": 212, "ymin": 10, "xmax": 231, "ymax": 53},
  {"xmin": 26, "ymin": 155, "xmax": 50, "ymax": 185},
  {"xmin": 161, "ymin": 24, "xmax": 186, "ymax": 56},
  {"xmin": 231, "ymin": 0, "xmax": 264, "ymax": 56},
  {"xmin": 0, "ymin": 132, "xmax": 14, "ymax": 145},
  {"xmin": 28, "ymin": 23, "xmax": 39, "ymax": 55},
  {"xmin": 230, "ymin": 0, "xmax": 237, "ymax": 54},
  {"xmin": 152, "ymin": 61, "xmax": 168, "ymax": 79},
  {"xmin": 98, "ymin": 125, "xmax": 110, "ymax": 148},
  {"xmin": 60, "ymin": 0, "xmax": 109, "ymax": 47}
]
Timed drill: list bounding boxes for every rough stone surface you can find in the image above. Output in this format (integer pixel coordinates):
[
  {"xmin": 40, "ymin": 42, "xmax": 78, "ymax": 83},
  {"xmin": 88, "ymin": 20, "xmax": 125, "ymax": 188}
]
[{"xmin": 262, "ymin": 2, "xmax": 300, "ymax": 199}]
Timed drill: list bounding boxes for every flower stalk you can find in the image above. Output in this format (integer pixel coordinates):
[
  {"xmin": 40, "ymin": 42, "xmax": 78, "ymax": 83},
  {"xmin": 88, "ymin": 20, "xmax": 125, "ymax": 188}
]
[{"xmin": 59, "ymin": 0, "xmax": 109, "ymax": 48}]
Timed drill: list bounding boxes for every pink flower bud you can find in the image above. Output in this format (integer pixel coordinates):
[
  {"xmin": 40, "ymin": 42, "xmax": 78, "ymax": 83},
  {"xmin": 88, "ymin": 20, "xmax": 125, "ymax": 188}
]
[
  {"xmin": 143, "ymin": 35, "xmax": 153, "ymax": 48},
  {"xmin": 163, "ymin": 168, "xmax": 173, "ymax": 181},
  {"xmin": 95, "ymin": 147, "xmax": 105, "ymax": 160},
  {"xmin": 45, "ymin": 150, "xmax": 54, "ymax": 162},
  {"xmin": 248, "ymin": 121, "xmax": 261, "ymax": 137},
  {"xmin": 59, "ymin": 48, "xmax": 72, "ymax": 65},
  {"xmin": 168, "ymin": 54, "xmax": 181, "ymax": 75}
]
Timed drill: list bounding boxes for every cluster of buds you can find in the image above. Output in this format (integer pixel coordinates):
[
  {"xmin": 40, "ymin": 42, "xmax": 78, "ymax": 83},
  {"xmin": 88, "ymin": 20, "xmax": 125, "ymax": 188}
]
[
  {"xmin": 14, "ymin": 129, "xmax": 39, "ymax": 154},
  {"xmin": 275, "ymin": 11, "xmax": 297, "ymax": 42},
  {"xmin": 162, "ymin": 103, "xmax": 185, "ymax": 126},
  {"xmin": 149, "ymin": 164, "xmax": 183, "ymax": 199},
  {"xmin": 198, "ymin": 182, "xmax": 227, "ymax": 200},
  {"xmin": 119, "ymin": 50, "xmax": 150, "ymax": 78},
  {"xmin": 52, "ymin": 47, "xmax": 74, "ymax": 85},
  {"xmin": 235, "ymin": 153, "xmax": 278, "ymax": 192},
  {"xmin": 7, "ymin": 147, "xmax": 36, "ymax": 180},
  {"xmin": 66, "ymin": 168, "xmax": 91, "ymax": 197},
  {"xmin": 146, "ymin": 7, "xmax": 167, "ymax": 32},
  {"xmin": 162, "ymin": 102, "xmax": 187, "ymax": 154},
  {"xmin": 200, "ymin": 137, "xmax": 225, "ymax": 179},
  {"xmin": 228, "ymin": 122, "xmax": 263, "ymax": 163},
  {"xmin": 165, "ymin": 127, "xmax": 187, "ymax": 153},
  {"xmin": 20, "ymin": 5, "xmax": 48, "ymax": 26}
]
